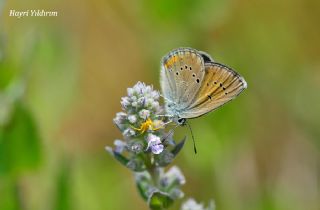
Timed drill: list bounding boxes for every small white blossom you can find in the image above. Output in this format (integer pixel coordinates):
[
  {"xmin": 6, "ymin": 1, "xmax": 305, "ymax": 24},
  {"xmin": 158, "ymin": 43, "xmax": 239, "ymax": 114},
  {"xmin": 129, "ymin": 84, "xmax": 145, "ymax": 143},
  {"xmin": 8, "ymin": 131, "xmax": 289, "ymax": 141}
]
[
  {"xmin": 131, "ymin": 143, "xmax": 143, "ymax": 153},
  {"xmin": 137, "ymin": 97, "xmax": 145, "ymax": 106},
  {"xmin": 115, "ymin": 112, "xmax": 127, "ymax": 120},
  {"xmin": 113, "ymin": 112, "xmax": 127, "ymax": 126},
  {"xmin": 139, "ymin": 109, "xmax": 150, "ymax": 119},
  {"xmin": 120, "ymin": 97, "xmax": 130, "ymax": 108},
  {"xmin": 128, "ymin": 115, "xmax": 137, "ymax": 123},
  {"xmin": 165, "ymin": 166, "xmax": 186, "ymax": 185},
  {"xmin": 151, "ymin": 90, "xmax": 160, "ymax": 99},
  {"xmin": 113, "ymin": 139, "xmax": 126, "ymax": 153},
  {"xmin": 152, "ymin": 101, "xmax": 160, "ymax": 110},
  {"xmin": 131, "ymin": 82, "xmax": 145, "ymax": 95},
  {"xmin": 123, "ymin": 128, "xmax": 135, "ymax": 137},
  {"xmin": 131, "ymin": 95, "xmax": 137, "ymax": 101},
  {"xmin": 146, "ymin": 134, "xmax": 164, "ymax": 154},
  {"xmin": 170, "ymin": 188, "xmax": 184, "ymax": 199},
  {"xmin": 145, "ymin": 98, "xmax": 154, "ymax": 107},
  {"xmin": 127, "ymin": 87, "xmax": 135, "ymax": 96},
  {"xmin": 181, "ymin": 199, "xmax": 204, "ymax": 210},
  {"xmin": 143, "ymin": 85, "xmax": 152, "ymax": 94}
]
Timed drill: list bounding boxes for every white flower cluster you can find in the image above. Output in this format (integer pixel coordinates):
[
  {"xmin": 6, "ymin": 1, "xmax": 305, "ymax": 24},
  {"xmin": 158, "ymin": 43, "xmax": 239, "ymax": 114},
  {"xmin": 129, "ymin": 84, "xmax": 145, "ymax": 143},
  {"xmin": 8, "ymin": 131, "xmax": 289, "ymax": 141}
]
[
  {"xmin": 120, "ymin": 81, "xmax": 161, "ymax": 112},
  {"xmin": 111, "ymin": 82, "xmax": 166, "ymax": 155},
  {"xmin": 113, "ymin": 82, "xmax": 162, "ymax": 138}
]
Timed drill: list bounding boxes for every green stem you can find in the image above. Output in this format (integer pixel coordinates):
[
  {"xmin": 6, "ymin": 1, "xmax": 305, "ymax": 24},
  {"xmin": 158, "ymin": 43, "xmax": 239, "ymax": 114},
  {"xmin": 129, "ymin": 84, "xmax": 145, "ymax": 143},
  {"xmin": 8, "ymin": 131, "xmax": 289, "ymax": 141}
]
[
  {"xmin": 15, "ymin": 179, "xmax": 26, "ymax": 210},
  {"xmin": 146, "ymin": 153, "xmax": 160, "ymax": 188}
]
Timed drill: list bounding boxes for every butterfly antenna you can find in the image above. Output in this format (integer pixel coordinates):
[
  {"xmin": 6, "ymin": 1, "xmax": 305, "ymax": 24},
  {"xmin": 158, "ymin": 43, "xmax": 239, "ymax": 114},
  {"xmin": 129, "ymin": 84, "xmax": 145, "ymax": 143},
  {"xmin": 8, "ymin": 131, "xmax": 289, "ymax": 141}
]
[
  {"xmin": 161, "ymin": 123, "xmax": 180, "ymax": 143},
  {"xmin": 185, "ymin": 121, "xmax": 197, "ymax": 154}
]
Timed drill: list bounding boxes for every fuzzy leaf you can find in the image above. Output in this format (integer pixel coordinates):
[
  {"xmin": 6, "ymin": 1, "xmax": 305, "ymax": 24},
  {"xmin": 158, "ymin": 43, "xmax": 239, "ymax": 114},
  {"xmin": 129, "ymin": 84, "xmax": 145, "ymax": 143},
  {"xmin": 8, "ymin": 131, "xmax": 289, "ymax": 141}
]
[
  {"xmin": 148, "ymin": 191, "xmax": 173, "ymax": 210},
  {"xmin": 171, "ymin": 136, "xmax": 186, "ymax": 156},
  {"xmin": 0, "ymin": 102, "xmax": 42, "ymax": 176},
  {"xmin": 136, "ymin": 179, "xmax": 150, "ymax": 201},
  {"xmin": 112, "ymin": 151, "xmax": 130, "ymax": 166}
]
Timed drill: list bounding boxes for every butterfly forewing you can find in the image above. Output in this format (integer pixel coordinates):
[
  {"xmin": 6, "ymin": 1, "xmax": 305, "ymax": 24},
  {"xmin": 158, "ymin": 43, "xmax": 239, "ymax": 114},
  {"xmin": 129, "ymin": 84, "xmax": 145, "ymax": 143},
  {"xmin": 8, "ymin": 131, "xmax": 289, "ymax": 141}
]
[
  {"xmin": 179, "ymin": 62, "xmax": 247, "ymax": 118},
  {"xmin": 161, "ymin": 48, "xmax": 205, "ymax": 111}
]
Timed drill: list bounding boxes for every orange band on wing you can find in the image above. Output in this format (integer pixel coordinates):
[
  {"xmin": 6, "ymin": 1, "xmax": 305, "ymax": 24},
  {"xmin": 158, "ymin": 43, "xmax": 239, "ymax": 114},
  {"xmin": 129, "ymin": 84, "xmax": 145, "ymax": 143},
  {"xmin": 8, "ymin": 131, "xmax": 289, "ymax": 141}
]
[{"xmin": 164, "ymin": 56, "xmax": 177, "ymax": 69}]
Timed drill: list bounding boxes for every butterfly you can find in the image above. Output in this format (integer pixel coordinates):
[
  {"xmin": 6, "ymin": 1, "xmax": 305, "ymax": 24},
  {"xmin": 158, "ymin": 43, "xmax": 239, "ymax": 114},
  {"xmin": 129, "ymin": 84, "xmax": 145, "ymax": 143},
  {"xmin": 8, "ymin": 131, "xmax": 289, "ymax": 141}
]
[{"xmin": 160, "ymin": 47, "xmax": 247, "ymax": 127}]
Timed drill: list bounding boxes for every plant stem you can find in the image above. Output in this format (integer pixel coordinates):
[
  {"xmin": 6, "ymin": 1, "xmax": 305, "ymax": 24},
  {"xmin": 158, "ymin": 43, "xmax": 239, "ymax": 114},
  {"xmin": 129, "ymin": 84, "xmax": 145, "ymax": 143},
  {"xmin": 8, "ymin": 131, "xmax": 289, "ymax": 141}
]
[{"xmin": 147, "ymin": 154, "xmax": 160, "ymax": 188}]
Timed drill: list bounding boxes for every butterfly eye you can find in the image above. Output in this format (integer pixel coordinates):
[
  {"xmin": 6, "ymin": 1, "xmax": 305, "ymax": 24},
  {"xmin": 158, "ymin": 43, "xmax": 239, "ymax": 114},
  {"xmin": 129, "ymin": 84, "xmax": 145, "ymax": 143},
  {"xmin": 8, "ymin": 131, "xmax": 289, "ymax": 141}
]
[{"xmin": 177, "ymin": 118, "xmax": 186, "ymax": 125}]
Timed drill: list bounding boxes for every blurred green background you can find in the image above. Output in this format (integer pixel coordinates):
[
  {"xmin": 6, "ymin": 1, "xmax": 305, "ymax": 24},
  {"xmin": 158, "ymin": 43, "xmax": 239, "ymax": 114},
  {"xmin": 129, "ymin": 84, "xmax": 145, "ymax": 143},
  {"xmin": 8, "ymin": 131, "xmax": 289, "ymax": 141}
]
[{"xmin": 1, "ymin": 0, "xmax": 319, "ymax": 209}]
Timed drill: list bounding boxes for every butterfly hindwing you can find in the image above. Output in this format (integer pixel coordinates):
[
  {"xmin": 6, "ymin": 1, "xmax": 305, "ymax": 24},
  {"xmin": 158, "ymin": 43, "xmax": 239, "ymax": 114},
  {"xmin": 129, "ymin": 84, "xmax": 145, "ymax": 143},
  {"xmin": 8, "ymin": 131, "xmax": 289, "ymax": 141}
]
[
  {"xmin": 161, "ymin": 48, "xmax": 205, "ymax": 110},
  {"xmin": 179, "ymin": 62, "xmax": 247, "ymax": 118}
]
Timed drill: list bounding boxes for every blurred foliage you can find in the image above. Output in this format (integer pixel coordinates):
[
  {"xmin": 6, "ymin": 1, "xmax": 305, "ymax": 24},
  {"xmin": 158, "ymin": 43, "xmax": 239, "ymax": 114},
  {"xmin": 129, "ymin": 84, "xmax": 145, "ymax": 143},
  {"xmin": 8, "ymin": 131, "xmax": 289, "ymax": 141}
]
[
  {"xmin": 54, "ymin": 161, "xmax": 72, "ymax": 210},
  {"xmin": 148, "ymin": 191, "xmax": 174, "ymax": 210},
  {"xmin": 1, "ymin": 0, "xmax": 320, "ymax": 210},
  {"xmin": 0, "ymin": 101, "xmax": 42, "ymax": 176}
]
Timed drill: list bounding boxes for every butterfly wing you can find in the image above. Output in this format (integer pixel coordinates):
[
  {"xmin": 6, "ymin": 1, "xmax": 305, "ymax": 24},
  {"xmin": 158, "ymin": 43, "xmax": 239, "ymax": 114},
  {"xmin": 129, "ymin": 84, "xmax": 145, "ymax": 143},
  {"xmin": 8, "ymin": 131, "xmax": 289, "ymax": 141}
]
[
  {"xmin": 179, "ymin": 62, "xmax": 247, "ymax": 119},
  {"xmin": 160, "ymin": 48, "xmax": 206, "ymax": 113}
]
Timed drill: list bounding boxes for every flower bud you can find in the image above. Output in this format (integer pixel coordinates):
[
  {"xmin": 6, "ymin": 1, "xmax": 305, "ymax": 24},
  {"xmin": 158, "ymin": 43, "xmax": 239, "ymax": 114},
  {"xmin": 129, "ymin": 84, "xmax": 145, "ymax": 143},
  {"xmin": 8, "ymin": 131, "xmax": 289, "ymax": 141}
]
[
  {"xmin": 128, "ymin": 115, "xmax": 137, "ymax": 123},
  {"xmin": 123, "ymin": 128, "xmax": 136, "ymax": 137},
  {"xmin": 139, "ymin": 109, "xmax": 150, "ymax": 119},
  {"xmin": 113, "ymin": 139, "xmax": 126, "ymax": 153},
  {"xmin": 127, "ymin": 140, "xmax": 144, "ymax": 154}
]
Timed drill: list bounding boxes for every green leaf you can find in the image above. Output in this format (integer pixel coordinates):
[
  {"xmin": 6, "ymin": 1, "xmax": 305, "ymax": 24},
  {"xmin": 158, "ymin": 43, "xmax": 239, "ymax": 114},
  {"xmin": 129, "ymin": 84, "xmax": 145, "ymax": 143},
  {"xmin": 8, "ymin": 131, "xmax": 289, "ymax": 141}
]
[
  {"xmin": 148, "ymin": 191, "xmax": 174, "ymax": 210},
  {"xmin": 0, "ymin": 178, "xmax": 19, "ymax": 210},
  {"xmin": 112, "ymin": 151, "xmax": 130, "ymax": 166},
  {"xmin": 108, "ymin": 149, "xmax": 146, "ymax": 171},
  {"xmin": 171, "ymin": 137, "xmax": 186, "ymax": 157},
  {"xmin": 136, "ymin": 178, "xmax": 150, "ymax": 201},
  {"xmin": 54, "ymin": 161, "xmax": 72, "ymax": 210},
  {"xmin": 0, "ymin": 101, "xmax": 42, "ymax": 176}
]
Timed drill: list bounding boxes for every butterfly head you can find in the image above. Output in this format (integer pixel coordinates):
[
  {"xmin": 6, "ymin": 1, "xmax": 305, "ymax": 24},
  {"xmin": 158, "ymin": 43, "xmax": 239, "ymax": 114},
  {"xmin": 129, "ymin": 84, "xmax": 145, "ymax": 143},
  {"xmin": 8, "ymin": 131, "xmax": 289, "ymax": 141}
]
[
  {"xmin": 177, "ymin": 118, "xmax": 187, "ymax": 126},
  {"xmin": 169, "ymin": 115, "xmax": 187, "ymax": 126}
]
